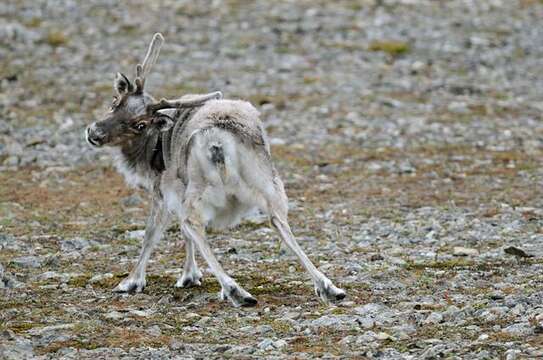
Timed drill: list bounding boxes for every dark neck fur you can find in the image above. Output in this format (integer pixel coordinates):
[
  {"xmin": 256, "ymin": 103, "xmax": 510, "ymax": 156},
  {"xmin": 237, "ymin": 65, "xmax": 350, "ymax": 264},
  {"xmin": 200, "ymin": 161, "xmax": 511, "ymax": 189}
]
[{"xmin": 120, "ymin": 130, "xmax": 165, "ymax": 177}]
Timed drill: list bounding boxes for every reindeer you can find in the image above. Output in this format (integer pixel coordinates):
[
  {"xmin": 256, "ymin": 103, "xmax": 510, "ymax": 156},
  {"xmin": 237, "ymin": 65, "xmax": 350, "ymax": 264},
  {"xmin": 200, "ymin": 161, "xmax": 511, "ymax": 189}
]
[{"xmin": 85, "ymin": 33, "xmax": 346, "ymax": 307}]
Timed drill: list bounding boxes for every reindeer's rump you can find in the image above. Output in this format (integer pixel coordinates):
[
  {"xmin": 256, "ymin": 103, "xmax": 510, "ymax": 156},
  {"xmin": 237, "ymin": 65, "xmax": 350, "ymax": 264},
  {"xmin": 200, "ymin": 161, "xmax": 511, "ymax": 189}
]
[
  {"xmin": 186, "ymin": 99, "xmax": 268, "ymax": 151},
  {"xmin": 169, "ymin": 99, "xmax": 276, "ymax": 229},
  {"xmin": 169, "ymin": 99, "xmax": 271, "ymax": 179}
]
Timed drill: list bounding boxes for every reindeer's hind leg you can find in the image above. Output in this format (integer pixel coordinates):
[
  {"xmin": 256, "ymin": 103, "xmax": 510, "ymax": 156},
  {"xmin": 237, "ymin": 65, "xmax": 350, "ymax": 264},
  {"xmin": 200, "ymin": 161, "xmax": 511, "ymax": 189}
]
[
  {"xmin": 180, "ymin": 208, "xmax": 257, "ymax": 307},
  {"xmin": 175, "ymin": 236, "xmax": 203, "ymax": 288},
  {"xmin": 265, "ymin": 178, "xmax": 346, "ymax": 304}
]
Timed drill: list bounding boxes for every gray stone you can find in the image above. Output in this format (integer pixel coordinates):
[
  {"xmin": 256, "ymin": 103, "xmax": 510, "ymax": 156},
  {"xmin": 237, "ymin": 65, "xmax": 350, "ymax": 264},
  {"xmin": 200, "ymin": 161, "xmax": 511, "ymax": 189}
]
[
  {"xmin": 89, "ymin": 273, "xmax": 113, "ymax": 284},
  {"xmin": 11, "ymin": 256, "xmax": 41, "ymax": 268},
  {"xmin": 453, "ymin": 246, "xmax": 479, "ymax": 257},
  {"xmin": 254, "ymin": 325, "xmax": 273, "ymax": 334},
  {"xmin": 0, "ymin": 233, "xmax": 20, "ymax": 250},
  {"xmin": 0, "ymin": 336, "xmax": 34, "ymax": 360},
  {"xmin": 476, "ymin": 350, "xmax": 492, "ymax": 359},
  {"xmin": 104, "ymin": 311, "xmax": 124, "ymax": 320},
  {"xmin": 423, "ymin": 312, "xmax": 444, "ymax": 325},
  {"xmin": 308, "ymin": 315, "xmax": 357, "ymax": 330},
  {"xmin": 121, "ymin": 194, "xmax": 143, "ymax": 207},
  {"xmin": 447, "ymin": 101, "xmax": 469, "ymax": 114},
  {"xmin": 354, "ymin": 303, "xmax": 395, "ymax": 326},
  {"xmin": 357, "ymin": 316, "xmax": 375, "ymax": 329},
  {"xmin": 28, "ymin": 323, "xmax": 75, "ymax": 336},
  {"xmin": 1, "ymin": 275, "xmax": 24, "ymax": 289},
  {"xmin": 502, "ymin": 323, "xmax": 532, "ymax": 336},
  {"xmin": 145, "ymin": 325, "xmax": 162, "ymax": 337},
  {"xmin": 60, "ymin": 237, "xmax": 93, "ymax": 252},
  {"xmin": 257, "ymin": 338, "xmax": 274, "ymax": 351},
  {"xmin": 420, "ymin": 344, "xmax": 449, "ymax": 359},
  {"xmin": 391, "ymin": 324, "xmax": 416, "ymax": 340},
  {"xmin": 3, "ymin": 156, "xmax": 19, "ymax": 167},
  {"xmin": 505, "ymin": 349, "xmax": 521, "ymax": 360},
  {"xmin": 126, "ymin": 230, "xmax": 145, "ymax": 241}
]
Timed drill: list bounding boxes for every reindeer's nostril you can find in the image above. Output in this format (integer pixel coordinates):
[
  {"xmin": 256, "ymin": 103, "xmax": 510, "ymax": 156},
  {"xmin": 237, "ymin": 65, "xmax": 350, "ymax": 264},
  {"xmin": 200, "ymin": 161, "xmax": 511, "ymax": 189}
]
[{"xmin": 86, "ymin": 125, "xmax": 105, "ymax": 147}]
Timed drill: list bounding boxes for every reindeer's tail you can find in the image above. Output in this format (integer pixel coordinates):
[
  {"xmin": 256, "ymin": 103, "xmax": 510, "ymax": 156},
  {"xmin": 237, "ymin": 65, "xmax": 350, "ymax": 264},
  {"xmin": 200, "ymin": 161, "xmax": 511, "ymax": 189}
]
[{"xmin": 208, "ymin": 142, "xmax": 225, "ymax": 166}]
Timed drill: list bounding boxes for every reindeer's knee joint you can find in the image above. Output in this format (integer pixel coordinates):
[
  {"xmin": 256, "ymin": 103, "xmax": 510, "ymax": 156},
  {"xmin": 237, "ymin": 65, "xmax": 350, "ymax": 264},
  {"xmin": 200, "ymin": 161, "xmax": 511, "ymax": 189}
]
[{"xmin": 183, "ymin": 214, "xmax": 205, "ymax": 234}]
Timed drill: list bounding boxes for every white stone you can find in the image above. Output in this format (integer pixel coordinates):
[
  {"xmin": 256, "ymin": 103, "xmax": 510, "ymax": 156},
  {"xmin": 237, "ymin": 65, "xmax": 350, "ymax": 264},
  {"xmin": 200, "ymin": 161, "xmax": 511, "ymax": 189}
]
[{"xmin": 453, "ymin": 247, "xmax": 479, "ymax": 257}]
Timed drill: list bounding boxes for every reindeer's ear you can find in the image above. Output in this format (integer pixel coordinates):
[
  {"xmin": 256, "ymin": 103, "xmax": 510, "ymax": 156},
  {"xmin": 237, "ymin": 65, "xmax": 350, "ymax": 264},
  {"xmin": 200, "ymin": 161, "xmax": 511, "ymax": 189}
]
[
  {"xmin": 114, "ymin": 72, "xmax": 133, "ymax": 95},
  {"xmin": 152, "ymin": 115, "xmax": 173, "ymax": 132}
]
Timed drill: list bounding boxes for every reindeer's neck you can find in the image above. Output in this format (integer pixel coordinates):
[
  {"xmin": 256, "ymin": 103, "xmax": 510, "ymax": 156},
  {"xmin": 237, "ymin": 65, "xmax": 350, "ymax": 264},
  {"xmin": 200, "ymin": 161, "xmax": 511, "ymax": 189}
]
[
  {"xmin": 111, "ymin": 106, "xmax": 197, "ymax": 191},
  {"xmin": 112, "ymin": 131, "xmax": 165, "ymax": 190}
]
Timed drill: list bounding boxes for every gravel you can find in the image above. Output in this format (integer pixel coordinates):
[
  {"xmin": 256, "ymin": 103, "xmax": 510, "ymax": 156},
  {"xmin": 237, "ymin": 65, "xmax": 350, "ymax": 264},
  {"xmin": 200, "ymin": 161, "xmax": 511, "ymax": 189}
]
[
  {"xmin": 10, "ymin": 256, "xmax": 42, "ymax": 269},
  {"xmin": 1, "ymin": 0, "xmax": 543, "ymax": 358}
]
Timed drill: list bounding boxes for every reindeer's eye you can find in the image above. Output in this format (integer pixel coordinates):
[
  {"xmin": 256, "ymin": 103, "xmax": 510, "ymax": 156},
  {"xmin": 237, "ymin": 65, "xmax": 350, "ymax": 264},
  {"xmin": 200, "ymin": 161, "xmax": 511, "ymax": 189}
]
[{"xmin": 134, "ymin": 122, "xmax": 147, "ymax": 131}]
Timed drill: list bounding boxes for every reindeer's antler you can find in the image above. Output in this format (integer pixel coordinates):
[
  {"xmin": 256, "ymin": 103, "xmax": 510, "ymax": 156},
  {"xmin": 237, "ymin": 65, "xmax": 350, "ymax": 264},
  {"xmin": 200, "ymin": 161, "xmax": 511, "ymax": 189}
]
[
  {"xmin": 132, "ymin": 33, "xmax": 222, "ymax": 112},
  {"xmin": 146, "ymin": 91, "xmax": 223, "ymax": 114},
  {"xmin": 134, "ymin": 33, "xmax": 164, "ymax": 93}
]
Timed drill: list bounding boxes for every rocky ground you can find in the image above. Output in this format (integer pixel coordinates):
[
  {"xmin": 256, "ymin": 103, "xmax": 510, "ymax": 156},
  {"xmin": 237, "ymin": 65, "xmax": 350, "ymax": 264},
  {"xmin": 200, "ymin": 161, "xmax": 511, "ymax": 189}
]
[{"xmin": 1, "ymin": 0, "xmax": 543, "ymax": 358}]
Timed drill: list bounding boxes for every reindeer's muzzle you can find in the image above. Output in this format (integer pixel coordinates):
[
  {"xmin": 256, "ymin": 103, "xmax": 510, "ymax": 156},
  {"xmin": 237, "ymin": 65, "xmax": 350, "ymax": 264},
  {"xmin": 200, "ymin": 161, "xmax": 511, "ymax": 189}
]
[{"xmin": 86, "ymin": 123, "xmax": 106, "ymax": 147}]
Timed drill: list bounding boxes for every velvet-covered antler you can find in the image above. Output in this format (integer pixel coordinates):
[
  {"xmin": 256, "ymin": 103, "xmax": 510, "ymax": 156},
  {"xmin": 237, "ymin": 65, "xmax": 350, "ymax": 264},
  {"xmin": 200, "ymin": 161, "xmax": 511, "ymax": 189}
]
[
  {"xmin": 146, "ymin": 91, "xmax": 223, "ymax": 114},
  {"xmin": 134, "ymin": 33, "xmax": 164, "ymax": 94}
]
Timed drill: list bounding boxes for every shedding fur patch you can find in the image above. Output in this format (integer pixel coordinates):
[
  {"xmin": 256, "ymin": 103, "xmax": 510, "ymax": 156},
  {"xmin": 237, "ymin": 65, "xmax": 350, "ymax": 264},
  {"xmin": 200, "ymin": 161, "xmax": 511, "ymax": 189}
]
[{"xmin": 209, "ymin": 143, "xmax": 224, "ymax": 165}]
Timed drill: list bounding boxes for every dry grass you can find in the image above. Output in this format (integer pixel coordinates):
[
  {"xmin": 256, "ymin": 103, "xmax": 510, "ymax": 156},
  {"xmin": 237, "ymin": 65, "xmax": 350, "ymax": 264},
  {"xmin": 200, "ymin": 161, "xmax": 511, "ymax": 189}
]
[
  {"xmin": 369, "ymin": 40, "xmax": 411, "ymax": 56},
  {"xmin": 45, "ymin": 30, "xmax": 68, "ymax": 47}
]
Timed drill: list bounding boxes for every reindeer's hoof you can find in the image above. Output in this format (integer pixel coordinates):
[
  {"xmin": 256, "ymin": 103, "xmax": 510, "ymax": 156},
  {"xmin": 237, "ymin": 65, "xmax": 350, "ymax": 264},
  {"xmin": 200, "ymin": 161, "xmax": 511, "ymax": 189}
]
[
  {"xmin": 220, "ymin": 284, "xmax": 258, "ymax": 307},
  {"xmin": 315, "ymin": 279, "xmax": 346, "ymax": 304},
  {"xmin": 175, "ymin": 270, "xmax": 203, "ymax": 288},
  {"xmin": 113, "ymin": 277, "xmax": 146, "ymax": 293}
]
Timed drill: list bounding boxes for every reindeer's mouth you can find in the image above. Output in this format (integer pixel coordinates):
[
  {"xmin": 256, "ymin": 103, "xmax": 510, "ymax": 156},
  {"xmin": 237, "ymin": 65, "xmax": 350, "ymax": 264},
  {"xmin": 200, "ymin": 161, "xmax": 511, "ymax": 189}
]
[{"xmin": 87, "ymin": 136, "xmax": 100, "ymax": 147}]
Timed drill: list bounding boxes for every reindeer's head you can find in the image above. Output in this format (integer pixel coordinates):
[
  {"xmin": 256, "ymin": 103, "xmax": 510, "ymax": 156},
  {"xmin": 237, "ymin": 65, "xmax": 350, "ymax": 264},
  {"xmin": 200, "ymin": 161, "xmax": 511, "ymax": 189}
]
[
  {"xmin": 86, "ymin": 33, "xmax": 173, "ymax": 148},
  {"xmin": 86, "ymin": 33, "xmax": 223, "ymax": 149}
]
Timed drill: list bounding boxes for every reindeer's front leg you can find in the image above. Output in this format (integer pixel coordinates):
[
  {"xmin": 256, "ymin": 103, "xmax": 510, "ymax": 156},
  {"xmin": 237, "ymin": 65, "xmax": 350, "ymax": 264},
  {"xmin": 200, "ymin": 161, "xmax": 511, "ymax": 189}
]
[{"xmin": 114, "ymin": 195, "xmax": 171, "ymax": 293}]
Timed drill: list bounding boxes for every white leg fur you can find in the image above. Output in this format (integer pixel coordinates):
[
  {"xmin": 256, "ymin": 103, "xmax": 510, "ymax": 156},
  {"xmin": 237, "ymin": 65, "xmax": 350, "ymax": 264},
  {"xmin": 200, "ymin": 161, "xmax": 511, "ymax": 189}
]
[
  {"xmin": 181, "ymin": 214, "xmax": 257, "ymax": 307},
  {"xmin": 114, "ymin": 198, "xmax": 170, "ymax": 293},
  {"xmin": 266, "ymin": 187, "xmax": 346, "ymax": 304},
  {"xmin": 270, "ymin": 214, "xmax": 345, "ymax": 303},
  {"xmin": 175, "ymin": 236, "xmax": 203, "ymax": 288}
]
